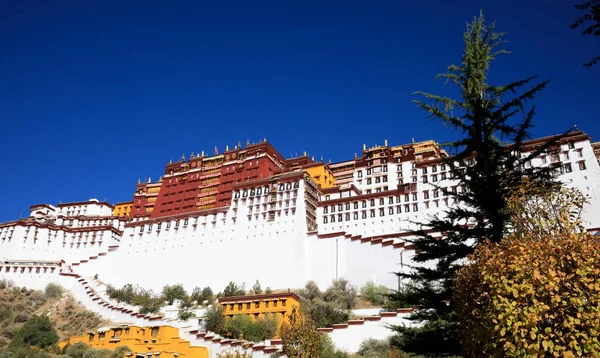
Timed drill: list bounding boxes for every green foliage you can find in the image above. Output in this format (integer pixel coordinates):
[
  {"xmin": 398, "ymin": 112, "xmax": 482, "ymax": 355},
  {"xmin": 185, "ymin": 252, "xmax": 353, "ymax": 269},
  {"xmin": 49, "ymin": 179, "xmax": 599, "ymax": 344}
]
[
  {"xmin": 82, "ymin": 348, "xmax": 111, "ymax": 358},
  {"xmin": 8, "ymin": 315, "xmax": 58, "ymax": 351},
  {"xmin": 177, "ymin": 309, "xmax": 195, "ymax": 321},
  {"xmin": 109, "ymin": 346, "xmax": 131, "ymax": 358},
  {"xmin": 222, "ymin": 282, "xmax": 245, "ymax": 297},
  {"xmin": 299, "ymin": 281, "xmax": 322, "ymax": 301},
  {"xmin": 223, "ymin": 314, "xmax": 279, "ymax": 342},
  {"xmin": 161, "ymin": 284, "xmax": 187, "ymax": 305},
  {"xmin": 106, "ymin": 284, "xmax": 164, "ymax": 313},
  {"xmin": 303, "ymin": 300, "xmax": 349, "ymax": 329},
  {"xmin": 251, "ymin": 280, "xmax": 262, "ymax": 295},
  {"xmin": 390, "ymin": 11, "xmax": 564, "ymax": 356},
  {"xmin": 454, "ymin": 186, "xmax": 600, "ymax": 357},
  {"xmin": 299, "ymin": 281, "xmax": 350, "ymax": 328},
  {"xmin": 65, "ymin": 341, "xmax": 91, "ymax": 358},
  {"xmin": 265, "ymin": 287, "xmax": 272, "ymax": 294},
  {"xmin": 204, "ymin": 306, "xmax": 226, "ymax": 333},
  {"xmin": 324, "ymin": 279, "xmax": 356, "ymax": 310},
  {"xmin": 389, "ymin": 317, "xmax": 461, "ymax": 356},
  {"xmin": 360, "ymin": 282, "xmax": 390, "ymax": 306},
  {"xmin": 280, "ymin": 308, "xmax": 323, "ymax": 358},
  {"xmin": 43, "ymin": 284, "xmax": 63, "ymax": 300},
  {"xmin": 570, "ymin": 0, "xmax": 600, "ymax": 67},
  {"xmin": 191, "ymin": 286, "xmax": 213, "ymax": 305},
  {"xmin": 356, "ymin": 338, "xmax": 390, "ymax": 358}
]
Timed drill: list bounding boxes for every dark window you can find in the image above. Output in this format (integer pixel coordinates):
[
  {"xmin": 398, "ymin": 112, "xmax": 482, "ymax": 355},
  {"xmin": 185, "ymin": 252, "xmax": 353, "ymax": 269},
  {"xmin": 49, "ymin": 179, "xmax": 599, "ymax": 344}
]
[
  {"xmin": 354, "ymin": 212, "xmax": 359, "ymax": 220},
  {"xmin": 379, "ymin": 198, "xmax": 384, "ymax": 205},
  {"xmin": 362, "ymin": 211, "xmax": 367, "ymax": 219},
  {"xmin": 370, "ymin": 199, "xmax": 375, "ymax": 207},
  {"xmin": 370, "ymin": 210, "xmax": 375, "ymax": 218},
  {"xmin": 379, "ymin": 208, "xmax": 385, "ymax": 216},
  {"xmin": 354, "ymin": 202, "xmax": 359, "ymax": 209},
  {"xmin": 579, "ymin": 161, "xmax": 587, "ymax": 170}
]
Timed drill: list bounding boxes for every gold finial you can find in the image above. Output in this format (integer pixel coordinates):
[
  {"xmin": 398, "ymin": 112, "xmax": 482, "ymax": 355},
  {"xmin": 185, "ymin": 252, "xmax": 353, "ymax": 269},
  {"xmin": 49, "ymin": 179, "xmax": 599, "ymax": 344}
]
[
  {"xmin": 363, "ymin": 143, "xmax": 366, "ymax": 151},
  {"xmin": 384, "ymin": 139, "xmax": 388, "ymax": 146},
  {"xmin": 147, "ymin": 177, "xmax": 151, "ymax": 183},
  {"xmin": 311, "ymin": 156, "xmax": 314, "ymax": 161},
  {"xmin": 181, "ymin": 154, "xmax": 185, "ymax": 161},
  {"xmin": 191, "ymin": 152, "xmax": 194, "ymax": 158},
  {"xmin": 264, "ymin": 137, "xmax": 267, "ymax": 142},
  {"xmin": 412, "ymin": 138, "xmax": 415, "ymax": 143},
  {"xmin": 169, "ymin": 159, "xmax": 172, "ymax": 164},
  {"xmin": 201, "ymin": 150, "xmax": 205, "ymax": 156},
  {"xmin": 303, "ymin": 150, "xmax": 307, "ymax": 156},
  {"xmin": 226, "ymin": 145, "xmax": 229, "ymax": 151},
  {"xmin": 138, "ymin": 178, "xmax": 141, "ymax": 184}
]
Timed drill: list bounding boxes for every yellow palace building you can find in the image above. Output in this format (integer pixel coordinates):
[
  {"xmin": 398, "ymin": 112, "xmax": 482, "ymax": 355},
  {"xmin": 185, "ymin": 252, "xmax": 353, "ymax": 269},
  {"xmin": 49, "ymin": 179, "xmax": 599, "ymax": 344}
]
[{"xmin": 59, "ymin": 325, "xmax": 208, "ymax": 358}]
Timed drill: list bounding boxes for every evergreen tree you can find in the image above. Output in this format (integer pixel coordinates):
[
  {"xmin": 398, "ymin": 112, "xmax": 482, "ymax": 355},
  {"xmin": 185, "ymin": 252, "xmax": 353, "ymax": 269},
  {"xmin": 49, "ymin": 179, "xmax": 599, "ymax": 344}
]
[
  {"xmin": 570, "ymin": 0, "xmax": 600, "ymax": 67},
  {"xmin": 389, "ymin": 12, "xmax": 569, "ymax": 355}
]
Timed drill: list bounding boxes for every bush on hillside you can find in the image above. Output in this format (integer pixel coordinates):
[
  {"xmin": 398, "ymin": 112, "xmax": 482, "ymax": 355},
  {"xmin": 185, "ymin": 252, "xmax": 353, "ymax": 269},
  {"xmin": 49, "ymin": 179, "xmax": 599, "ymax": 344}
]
[
  {"xmin": 324, "ymin": 278, "xmax": 357, "ymax": 310},
  {"xmin": 8, "ymin": 315, "xmax": 58, "ymax": 351},
  {"xmin": 65, "ymin": 341, "xmax": 90, "ymax": 358},
  {"xmin": 251, "ymin": 280, "xmax": 262, "ymax": 295},
  {"xmin": 298, "ymin": 280, "xmax": 352, "ymax": 329},
  {"xmin": 44, "ymin": 283, "xmax": 63, "ymax": 299},
  {"xmin": 360, "ymin": 282, "xmax": 390, "ymax": 306},
  {"xmin": 204, "ymin": 306, "xmax": 226, "ymax": 333},
  {"xmin": 191, "ymin": 286, "xmax": 213, "ymax": 305},
  {"xmin": 110, "ymin": 346, "xmax": 131, "ymax": 358},
  {"xmin": 304, "ymin": 300, "xmax": 349, "ymax": 329},
  {"xmin": 161, "ymin": 284, "xmax": 187, "ymax": 305},
  {"xmin": 82, "ymin": 348, "xmax": 111, "ymax": 358},
  {"xmin": 224, "ymin": 314, "xmax": 279, "ymax": 342},
  {"xmin": 222, "ymin": 282, "xmax": 245, "ymax": 297}
]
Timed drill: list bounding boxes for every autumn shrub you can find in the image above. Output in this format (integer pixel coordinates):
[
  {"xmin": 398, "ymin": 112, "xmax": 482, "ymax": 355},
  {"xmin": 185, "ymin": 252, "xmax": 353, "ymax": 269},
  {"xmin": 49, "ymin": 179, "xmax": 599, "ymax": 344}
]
[
  {"xmin": 280, "ymin": 308, "xmax": 323, "ymax": 358},
  {"xmin": 216, "ymin": 350, "xmax": 252, "ymax": 358},
  {"xmin": 454, "ymin": 184, "xmax": 600, "ymax": 357}
]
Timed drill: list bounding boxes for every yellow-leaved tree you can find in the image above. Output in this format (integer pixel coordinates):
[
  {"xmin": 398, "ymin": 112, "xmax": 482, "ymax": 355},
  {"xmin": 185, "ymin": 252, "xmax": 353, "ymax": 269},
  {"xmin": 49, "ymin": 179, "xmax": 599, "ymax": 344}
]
[{"xmin": 454, "ymin": 180, "xmax": 600, "ymax": 357}]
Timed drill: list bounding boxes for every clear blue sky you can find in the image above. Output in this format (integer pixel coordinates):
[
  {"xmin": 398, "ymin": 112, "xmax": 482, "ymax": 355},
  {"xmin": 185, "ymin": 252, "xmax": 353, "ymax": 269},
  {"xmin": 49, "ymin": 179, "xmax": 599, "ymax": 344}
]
[{"xmin": 1, "ymin": 0, "xmax": 598, "ymax": 221}]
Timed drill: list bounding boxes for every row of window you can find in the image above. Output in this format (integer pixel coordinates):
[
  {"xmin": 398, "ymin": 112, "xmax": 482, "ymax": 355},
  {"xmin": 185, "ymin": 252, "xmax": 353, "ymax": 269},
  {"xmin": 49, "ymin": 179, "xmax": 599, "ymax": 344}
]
[
  {"xmin": 323, "ymin": 188, "xmax": 461, "ymax": 213},
  {"xmin": 324, "ymin": 204, "xmax": 420, "ymax": 223},
  {"xmin": 233, "ymin": 182, "xmax": 300, "ymax": 199},
  {"xmin": 223, "ymin": 300, "xmax": 287, "ymax": 311}
]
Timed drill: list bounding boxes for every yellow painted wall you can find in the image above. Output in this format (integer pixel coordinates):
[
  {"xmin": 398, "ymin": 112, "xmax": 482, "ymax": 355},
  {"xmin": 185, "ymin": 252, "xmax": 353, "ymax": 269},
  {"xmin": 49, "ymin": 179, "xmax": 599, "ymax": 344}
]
[
  {"xmin": 218, "ymin": 293, "xmax": 301, "ymax": 325},
  {"xmin": 113, "ymin": 202, "xmax": 133, "ymax": 217},
  {"xmin": 58, "ymin": 325, "xmax": 208, "ymax": 358},
  {"xmin": 305, "ymin": 165, "xmax": 336, "ymax": 189}
]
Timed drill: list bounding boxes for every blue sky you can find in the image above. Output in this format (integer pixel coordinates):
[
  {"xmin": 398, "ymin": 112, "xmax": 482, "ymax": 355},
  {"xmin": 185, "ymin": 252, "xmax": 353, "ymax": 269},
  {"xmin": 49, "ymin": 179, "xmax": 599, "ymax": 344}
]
[{"xmin": 1, "ymin": 0, "xmax": 598, "ymax": 221}]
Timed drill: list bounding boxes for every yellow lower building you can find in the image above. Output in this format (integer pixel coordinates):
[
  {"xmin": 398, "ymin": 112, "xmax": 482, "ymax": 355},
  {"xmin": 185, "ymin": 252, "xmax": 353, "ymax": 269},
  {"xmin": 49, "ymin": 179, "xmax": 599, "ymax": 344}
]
[
  {"xmin": 217, "ymin": 292, "xmax": 301, "ymax": 324},
  {"xmin": 58, "ymin": 325, "xmax": 208, "ymax": 358}
]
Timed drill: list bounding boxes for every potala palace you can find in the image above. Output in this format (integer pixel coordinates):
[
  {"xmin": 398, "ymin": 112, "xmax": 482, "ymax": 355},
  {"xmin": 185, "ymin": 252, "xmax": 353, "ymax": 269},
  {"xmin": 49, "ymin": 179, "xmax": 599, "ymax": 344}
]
[{"xmin": 2, "ymin": 130, "xmax": 600, "ymax": 357}]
